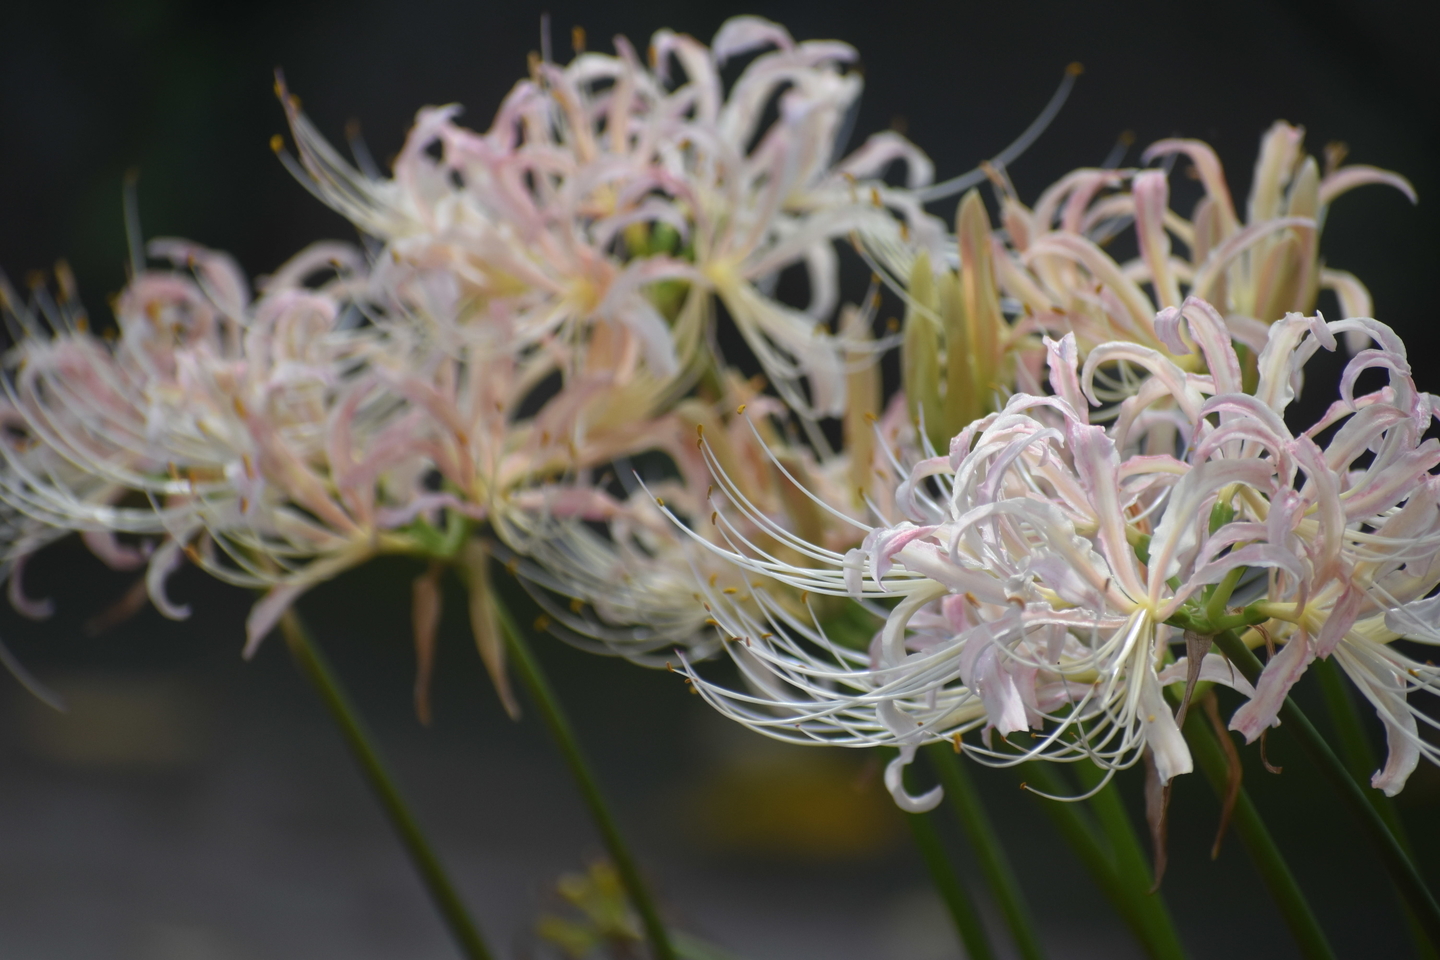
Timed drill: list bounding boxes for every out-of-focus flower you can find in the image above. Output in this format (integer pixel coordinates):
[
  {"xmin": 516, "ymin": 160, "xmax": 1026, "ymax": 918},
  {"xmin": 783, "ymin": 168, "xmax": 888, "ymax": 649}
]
[
  {"xmin": 983, "ymin": 122, "xmax": 1414, "ymax": 360},
  {"xmin": 0, "ymin": 238, "xmax": 704, "ymax": 715},
  {"xmin": 0, "ymin": 242, "xmax": 435, "ymax": 647},
  {"xmin": 1220, "ymin": 315, "xmax": 1440, "ymax": 795},
  {"xmin": 503, "ymin": 312, "xmax": 908, "ymax": 663},
  {"xmin": 674, "ymin": 297, "xmax": 1440, "ymax": 810},
  {"xmin": 275, "ymin": 16, "xmax": 930, "ymax": 420}
]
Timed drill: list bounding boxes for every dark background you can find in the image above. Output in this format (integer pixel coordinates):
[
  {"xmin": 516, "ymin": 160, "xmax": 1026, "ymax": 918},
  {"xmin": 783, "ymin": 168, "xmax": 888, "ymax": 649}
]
[{"xmin": 1, "ymin": 1, "xmax": 1437, "ymax": 958}]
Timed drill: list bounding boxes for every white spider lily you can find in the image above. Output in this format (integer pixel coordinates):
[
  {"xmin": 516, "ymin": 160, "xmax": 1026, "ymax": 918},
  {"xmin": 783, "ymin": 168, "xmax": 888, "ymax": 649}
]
[
  {"xmin": 991, "ymin": 122, "xmax": 1414, "ymax": 360},
  {"xmin": 275, "ymin": 16, "xmax": 931, "ymax": 421},
  {"xmin": 675, "ymin": 296, "xmax": 1440, "ymax": 810},
  {"xmin": 497, "ymin": 351, "xmax": 908, "ymax": 663},
  {"xmin": 0, "ymin": 242, "xmax": 442, "ymax": 648},
  {"xmin": 1221, "ymin": 315, "xmax": 1440, "ymax": 795}
]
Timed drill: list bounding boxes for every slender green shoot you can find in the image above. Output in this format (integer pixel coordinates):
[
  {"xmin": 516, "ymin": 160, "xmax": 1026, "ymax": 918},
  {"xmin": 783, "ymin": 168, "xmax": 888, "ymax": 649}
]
[
  {"xmin": 924, "ymin": 743, "xmax": 1047, "ymax": 960},
  {"xmin": 1069, "ymin": 764, "xmax": 1188, "ymax": 960},
  {"xmin": 493, "ymin": 598, "xmax": 677, "ymax": 960},
  {"xmin": 1018, "ymin": 764, "xmax": 1139, "ymax": 937},
  {"xmin": 279, "ymin": 610, "xmax": 493, "ymax": 960},
  {"xmin": 1183, "ymin": 702, "xmax": 1335, "ymax": 959},
  {"xmin": 1211, "ymin": 629, "xmax": 1440, "ymax": 947},
  {"xmin": 1312, "ymin": 657, "xmax": 1436, "ymax": 960},
  {"xmin": 905, "ymin": 804, "xmax": 996, "ymax": 960}
]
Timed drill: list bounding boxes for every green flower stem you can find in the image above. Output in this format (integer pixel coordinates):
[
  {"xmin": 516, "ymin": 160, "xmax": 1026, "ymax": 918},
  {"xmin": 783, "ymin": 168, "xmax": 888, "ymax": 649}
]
[
  {"xmin": 1182, "ymin": 707, "xmax": 1335, "ymax": 960},
  {"xmin": 493, "ymin": 599, "xmax": 677, "ymax": 960},
  {"xmin": 1017, "ymin": 764, "xmax": 1139, "ymax": 936},
  {"xmin": 1211, "ymin": 629, "xmax": 1440, "ymax": 946},
  {"xmin": 278, "ymin": 610, "xmax": 493, "ymax": 960},
  {"xmin": 1070, "ymin": 763, "xmax": 1188, "ymax": 960},
  {"xmin": 904, "ymin": 805, "xmax": 996, "ymax": 960},
  {"xmin": 1311, "ymin": 658, "xmax": 1436, "ymax": 960},
  {"xmin": 1312, "ymin": 658, "xmax": 1412, "ymax": 846},
  {"xmin": 924, "ymin": 744, "xmax": 1047, "ymax": 960}
]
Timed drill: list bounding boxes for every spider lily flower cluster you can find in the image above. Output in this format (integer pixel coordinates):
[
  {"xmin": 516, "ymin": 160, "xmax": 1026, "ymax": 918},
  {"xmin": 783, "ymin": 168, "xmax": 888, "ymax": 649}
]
[
  {"xmin": 681, "ymin": 294, "xmax": 1440, "ymax": 809},
  {"xmin": 0, "ymin": 18, "xmax": 924, "ymax": 703},
  {"xmin": 1, "ymin": 13, "xmax": 1433, "ymax": 818}
]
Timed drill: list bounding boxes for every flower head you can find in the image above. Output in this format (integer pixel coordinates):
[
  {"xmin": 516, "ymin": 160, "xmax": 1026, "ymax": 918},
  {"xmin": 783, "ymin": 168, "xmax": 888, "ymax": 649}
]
[
  {"xmin": 276, "ymin": 16, "xmax": 930, "ymax": 420},
  {"xmin": 677, "ymin": 295, "xmax": 1440, "ymax": 809}
]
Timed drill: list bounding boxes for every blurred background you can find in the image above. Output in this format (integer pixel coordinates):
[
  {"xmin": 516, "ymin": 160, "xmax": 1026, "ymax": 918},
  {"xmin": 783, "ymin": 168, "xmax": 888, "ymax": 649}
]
[{"xmin": 0, "ymin": 1, "xmax": 1436, "ymax": 958}]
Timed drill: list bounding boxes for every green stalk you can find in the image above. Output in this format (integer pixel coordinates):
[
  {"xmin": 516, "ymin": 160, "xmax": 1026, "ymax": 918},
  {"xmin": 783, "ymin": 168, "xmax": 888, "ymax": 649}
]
[
  {"xmin": 905, "ymin": 806, "xmax": 996, "ymax": 960},
  {"xmin": 1070, "ymin": 764, "xmax": 1188, "ymax": 960},
  {"xmin": 1312, "ymin": 658, "xmax": 1413, "ymax": 846},
  {"xmin": 493, "ymin": 599, "xmax": 677, "ymax": 960},
  {"xmin": 278, "ymin": 610, "xmax": 493, "ymax": 960},
  {"xmin": 1211, "ymin": 629, "xmax": 1440, "ymax": 946},
  {"xmin": 1182, "ymin": 706, "xmax": 1335, "ymax": 959},
  {"xmin": 924, "ymin": 744, "xmax": 1047, "ymax": 960},
  {"xmin": 1311, "ymin": 658, "xmax": 1436, "ymax": 960},
  {"xmin": 1018, "ymin": 764, "xmax": 1138, "ymax": 931}
]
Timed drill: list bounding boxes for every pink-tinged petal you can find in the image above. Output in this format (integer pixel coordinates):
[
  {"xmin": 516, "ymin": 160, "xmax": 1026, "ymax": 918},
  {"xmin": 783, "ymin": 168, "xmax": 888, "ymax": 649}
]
[
  {"xmin": 147, "ymin": 238, "xmax": 251, "ymax": 320},
  {"xmin": 81, "ymin": 530, "xmax": 147, "ymax": 571},
  {"xmin": 961, "ymin": 642, "xmax": 1029, "ymax": 737},
  {"xmin": 711, "ymin": 15, "xmax": 795, "ymax": 64},
  {"xmin": 243, "ymin": 585, "xmax": 307, "ymax": 659},
  {"xmin": 1043, "ymin": 334, "xmax": 1086, "ymax": 414},
  {"xmin": 879, "ymin": 701, "xmax": 943, "ymax": 812},
  {"xmin": 836, "ymin": 132, "xmax": 934, "ymax": 188},
  {"xmin": 1157, "ymin": 653, "xmax": 1256, "ymax": 698},
  {"xmin": 145, "ymin": 539, "xmax": 192, "ymax": 622},
  {"xmin": 1029, "ymin": 551, "xmax": 1107, "ymax": 610},
  {"xmin": 1251, "ymin": 313, "xmax": 1335, "ymax": 415},
  {"xmin": 1177, "ymin": 298, "xmax": 1244, "ymax": 396},
  {"xmin": 875, "ymin": 524, "xmax": 939, "ymax": 579},
  {"xmin": 1319, "ymin": 269, "xmax": 1375, "ymax": 354},
  {"xmin": 1026, "ymin": 233, "xmax": 1158, "ymax": 342},
  {"xmin": 843, "ymin": 547, "xmax": 867, "ymax": 598},
  {"xmin": 1372, "ymin": 707, "xmax": 1421, "ymax": 797},
  {"xmin": 883, "ymin": 742, "xmax": 943, "ymax": 812},
  {"xmin": 1338, "ymin": 645, "xmax": 1423, "ymax": 796},
  {"xmin": 1231, "ymin": 633, "xmax": 1313, "ymax": 742},
  {"xmin": 1133, "ymin": 171, "xmax": 1182, "ymax": 308},
  {"xmin": 1246, "ymin": 122, "xmax": 1304, "ymax": 224},
  {"xmin": 1141, "ymin": 669, "xmax": 1192, "ymax": 782},
  {"xmin": 1154, "ymin": 305, "xmax": 1188, "ymax": 354},
  {"xmin": 896, "ymin": 457, "xmax": 951, "ymax": 520},
  {"xmin": 1315, "ymin": 585, "xmax": 1364, "ymax": 659},
  {"xmin": 1386, "ymin": 595, "xmax": 1440, "ymax": 644},
  {"xmin": 1189, "ymin": 217, "xmax": 1314, "ymax": 306},
  {"xmin": 1070, "ymin": 425, "xmax": 1147, "ymax": 600},
  {"xmin": 1318, "ymin": 166, "xmax": 1417, "ymax": 207},
  {"xmin": 1141, "ymin": 138, "xmax": 1239, "ymax": 235},
  {"xmin": 7, "ymin": 554, "xmax": 54, "ymax": 620}
]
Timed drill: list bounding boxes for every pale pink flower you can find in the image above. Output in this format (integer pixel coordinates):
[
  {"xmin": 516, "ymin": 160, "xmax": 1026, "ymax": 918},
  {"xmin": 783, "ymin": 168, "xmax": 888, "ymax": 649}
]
[
  {"xmin": 674, "ymin": 296, "xmax": 1440, "ymax": 809},
  {"xmin": 275, "ymin": 16, "xmax": 930, "ymax": 420},
  {"xmin": 992, "ymin": 122, "xmax": 1414, "ymax": 358}
]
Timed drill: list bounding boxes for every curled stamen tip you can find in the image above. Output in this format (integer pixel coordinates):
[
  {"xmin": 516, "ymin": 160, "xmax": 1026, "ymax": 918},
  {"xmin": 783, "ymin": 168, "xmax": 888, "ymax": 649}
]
[
  {"xmin": 1067, "ymin": 62, "xmax": 1084, "ymax": 76},
  {"xmin": 269, "ymin": 135, "xmax": 284, "ymax": 153}
]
